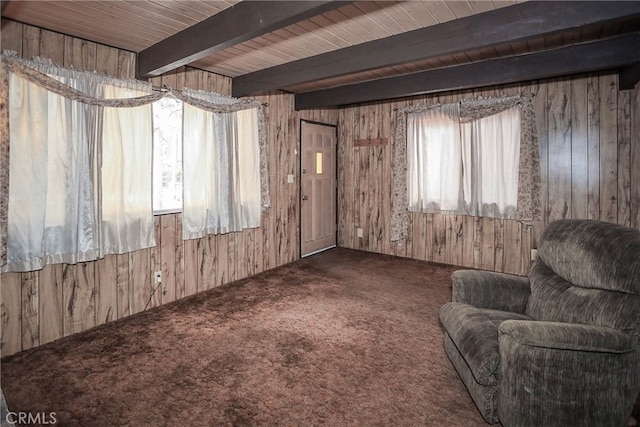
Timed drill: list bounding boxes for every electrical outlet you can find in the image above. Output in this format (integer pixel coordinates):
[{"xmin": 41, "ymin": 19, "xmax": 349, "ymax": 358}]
[
  {"xmin": 531, "ymin": 249, "xmax": 538, "ymax": 261},
  {"xmin": 357, "ymin": 228, "xmax": 363, "ymax": 238},
  {"xmin": 287, "ymin": 174, "xmax": 294, "ymax": 184},
  {"xmin": 154, "ymin": 271, "xmax": 162, "ymax": 283}
]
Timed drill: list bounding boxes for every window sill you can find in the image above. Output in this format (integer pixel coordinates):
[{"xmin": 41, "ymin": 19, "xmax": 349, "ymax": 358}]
[{"xmin": 153, "ymin": 209, "xmax": 182, "ymax": 216}]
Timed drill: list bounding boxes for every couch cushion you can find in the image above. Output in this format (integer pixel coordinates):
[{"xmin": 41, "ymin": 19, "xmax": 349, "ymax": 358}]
[{"xmin": 440, "ymin": 302, "xmax": 532, "ymax": 386}]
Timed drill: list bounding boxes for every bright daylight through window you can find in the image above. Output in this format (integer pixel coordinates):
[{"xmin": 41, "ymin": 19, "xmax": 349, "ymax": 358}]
[
  {"xmin": 407, "ymin": 104, "xmax": 520, "ymax": 219},
  {"xmin": 153, "ymin": 97, "xmax": 183, "ymax": 213}
]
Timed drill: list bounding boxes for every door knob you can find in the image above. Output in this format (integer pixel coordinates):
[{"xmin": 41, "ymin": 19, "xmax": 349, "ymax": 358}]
[
  {"xmin": 302, "ymin": 195, "xmax": 308, "ymax": 200},
  {"xmin": 302, "ymin": 169, "xmax": 307, "ymax": 174}
]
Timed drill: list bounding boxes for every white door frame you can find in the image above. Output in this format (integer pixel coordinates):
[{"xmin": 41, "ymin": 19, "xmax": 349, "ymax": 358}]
[{"xmin": 299, "ymin": 120, "xmax": 338, "ymax": 258}]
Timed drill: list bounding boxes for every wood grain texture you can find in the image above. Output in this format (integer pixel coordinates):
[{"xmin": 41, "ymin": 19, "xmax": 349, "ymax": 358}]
[
  {"xmin": 198, "ymin": 234, "xmax": 216, "ymax": 291},
  {"xmin": 587, "ymin": 76, "xmax": 601, "ymax": 220},
  {"xmin": 183, "ymin": 238, "xmax": 198, "ymax": 297},
  {"xmin": 95, "ymin": 255, "xmax": 117, "ymax": 326},
  {"xmin": 116, "ymin": 254, "xmax": 130, "ymax": 320},
  {"xmin": 39, "ymin": 264, "xmax": 63, "ymax": 345},
  {"xmin": 632, "ymin": 88, "xmax": 640, "ymax": 229},
  {"xmin": 149, "ymin": 216, "xmax": 163, "ymax": 309},
  {"xmin": 617, "ymin": 88, "xmax": 631, "ymax": 227},
  {"xmin": 461, "ymin": 215, "xmax": 474, "ymax": 268},
  {"xmin": 216, "ymin": 234, "xmax": 229, "ymax": 287},
  {"xmin": 571, "ymin": 77, "xmax": 589, "ymax": 219},
  {"xmin": 547, "ymin": 78, "xmax": 572, "ymax": 222},
  {"xmin": 338, "ymin": 74, "xmax": 638, "ymax": 275},
  {"xmin": 160, "ymin": 214, "xmax": 177, "ymax": 304},
  {"xmin": 227, "ymin": 232, "xmax": 238, "ymax": 283},
  {"xmin": 39, "ymin": 29, "xmax": 64, "ymax": 64},
  {"xmin": 600, "ymin": 74, "xmax": 618, "ymax": 223},
  {"xmin": 63, "ymin": 263, "xmax": 96, "ymax": 335},
  {"xmin": 129, "ymin": 250, "xmax": 150, "ymax": 315},
  {"xmin": 0, "ymin": 19, "xmax": 637, "ymax": 358},
  {"xmin": 1, "ymin": 273, "xmax": 21, "ymax": 357},
  {"xmin": 494, "ymin": 220, "xmax": 505, "ymax": 273},
  {"xmin": 503, "ymin": 220, "xmax": 521, "ymax": 275},
  {"xmin": 338, "ymin": 107, "xmax": 356, "ymax": 249},
  {"xmin": 0, "ymin": 21, "xmax": 339, "ymax": 357},
  {"xmin": 21, "ymin": 272, "xmax": 39, "ymax": 350},
  {"xmin": 379, "ymin": 101, "xmax": 392, "ymax": 256},
  {"xmin": 22, "ymin": 24, "xmax": 40, "ymax": 58},
  {"xmin": 5, "ymin": 1, "xmax": 614, "ymax": 89},
  {"xmin": 175, "ymin": 215, "xmax": 186, "ymax": 299},
  {"xmin": 1, "ymin": 19, "xmax": 23, "ymax": 53}
]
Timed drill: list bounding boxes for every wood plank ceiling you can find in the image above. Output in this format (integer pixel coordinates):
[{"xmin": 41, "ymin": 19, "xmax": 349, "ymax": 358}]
[{"xmin": 3, "ymin": 0, "xmax": 640, "ymax": 108}]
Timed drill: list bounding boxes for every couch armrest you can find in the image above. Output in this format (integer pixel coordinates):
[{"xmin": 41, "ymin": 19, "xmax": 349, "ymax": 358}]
[
  {"xmin": 497, "ymin": 320, "xmax": 640, "ymax": 426},
  {"xmin": 451, "ymin": 270, "xmax": 530, "ymax": 313},
  {"xmin": 498, "ymin": 320, "xmax": 635, "ymax": 353}
]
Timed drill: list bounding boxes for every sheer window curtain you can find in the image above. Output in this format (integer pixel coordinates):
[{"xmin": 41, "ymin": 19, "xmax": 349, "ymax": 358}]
[
  {"xmin": 236, "ymin": 108, "xmax": 261, "ymax": 226},
  {"xmin": 182, "ymin": 103, "xmax": 261, "ymax": 240},
  {"xmin": 392, "ymin": 95, "xmax": 540, "ymax": 243},
  {"xmin": 461, "ymin": 106, "xmax": 520, "ymax": 218},
  {"xmin": 0, "ymin": 54, "xmax": 268, "ymax": 271},
  {"xmin": 407, "ymin": 104, "xmax": 520, "ymax": 217},
  {"xmin": 6, "ymin": 71, "xmax": 98, "ymax": 271},
  {"xmin": 100, "ymin": 85, "xmax": 155, "ymax": 253},
  {"xmin": 407, "ymin": 103, "xmax": 463, "ymax": 213},
  {"xmin": 1, "ymin": 55, "xmax": 156, "ymax": 272}
]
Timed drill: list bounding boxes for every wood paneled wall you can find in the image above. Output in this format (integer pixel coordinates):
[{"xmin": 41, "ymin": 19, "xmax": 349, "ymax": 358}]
[
  {"xmin": 0, "ymin": 19, "xmax": 338, "ymax": 357},
  {"xmin": 2, "ymin": 18, "xmax": 638, "ymax": 358},
  {"xmin": 338, "ymin": 75, "xmax": 640, "ymax": 276}
]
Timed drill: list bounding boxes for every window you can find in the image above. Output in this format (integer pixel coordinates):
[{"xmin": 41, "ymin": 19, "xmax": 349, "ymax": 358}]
[
  {"xmin": 316, "ymin": 152, "xmax": 323, "ymax": 174},
  {"xmin": 181, "ymin": 103, "xmax": 262, "ymax": 239},
  {"xmin": 4, "ymin": 66, "xmax": 156, "ymax": 272},
  {"xmin": 152, "ymin": 97, "xmax": 183, "ymax": 213},
  {"xmin": 2, "ymin": 55, "xmax": 266, "ymax": 273},
  {"xmin": 407, "ymin": 103, "xmax": 520, "ymax": 219}
]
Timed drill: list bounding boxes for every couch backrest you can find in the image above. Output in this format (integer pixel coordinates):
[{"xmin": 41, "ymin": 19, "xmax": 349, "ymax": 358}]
[{"xmin": 526, "ymin": 219, "xmax": 640, "ymax": 334}]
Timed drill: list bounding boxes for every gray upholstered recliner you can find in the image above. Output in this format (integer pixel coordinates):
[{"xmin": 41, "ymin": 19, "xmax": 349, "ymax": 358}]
[{"xmin": 439, "ymin": 219, "xmax": 640, "ymax": 426}]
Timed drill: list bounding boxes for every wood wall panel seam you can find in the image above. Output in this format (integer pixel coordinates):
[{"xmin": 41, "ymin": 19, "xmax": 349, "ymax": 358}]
[{"xmin": 1, "ymin": 19, "xmax": 637, "ymax": 359}]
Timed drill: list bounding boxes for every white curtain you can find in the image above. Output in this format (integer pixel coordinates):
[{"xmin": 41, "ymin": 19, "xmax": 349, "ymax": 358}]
[
  {"xmin": 461, "ymin": 106, "xmax": 520, "ymax": 218},
  {"xmin": 6, "ymin": 72, "xmax": 98, "ymax": 271},
  {"xmin": 3, "ymin": 64, "xmax": 155, "ymax": 272},
  {"xmin": 407, "ymin": 103, "xmax": 463, "ymax": 213},
  {"xmin": 2, "ymin": 54, "xmax": 266, "ymax": 271},
  {"xmin": 392, "ymin": 95, "xmax": 539, "ymax": 242},
  {"xmin": 406, "ymin": 103, "xmax": 520, "ymax": 219},
  {"xmin": 100, "ymin": 85, "xmax": 155, "ymax": 253},
  {"xmin": 182, "ymin": 104, "xmax": 261, "ymax": 240},
  {"xmin": 236, "ymin": 108, "xmax": 261, "ymax": 224}
]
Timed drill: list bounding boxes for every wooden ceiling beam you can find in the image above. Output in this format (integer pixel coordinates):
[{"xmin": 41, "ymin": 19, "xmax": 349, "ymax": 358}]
[
  {"xmin": 233, "ymin": 1, "xmax": 640, "ymax": 97},
  {"xmin": 137, "ymin": 1, "xmax": 350, "ymax": 78},
  {"xmin": 619, "ymin": 63, "xmax": 640, "ymax": 90},
  {"xmin": 294, "ymin": 33, "xmax": 640, "ymax": 109},
  {"xmin": 1, "ymin": 0, "xmax": 10, "ymax": 16}
]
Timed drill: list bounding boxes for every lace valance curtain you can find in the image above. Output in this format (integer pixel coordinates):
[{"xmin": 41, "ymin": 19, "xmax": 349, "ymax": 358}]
[
  {"xmin": 0, "ymin": 53, "xmax": 270, "ymax": 271},
  {"xmin": 391, "ymin": 95, "xmax": 541, "ymax": 243}
]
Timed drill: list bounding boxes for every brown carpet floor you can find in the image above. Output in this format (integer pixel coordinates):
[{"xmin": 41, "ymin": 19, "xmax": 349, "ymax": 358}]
[{"xmin": 1, "ymin": 248, "xmax": 488, "ymax": 426}]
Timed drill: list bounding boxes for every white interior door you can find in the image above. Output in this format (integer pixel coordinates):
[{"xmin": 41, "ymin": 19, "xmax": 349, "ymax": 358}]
[{"xmin": 301, "ymin": 121, "xmax": 337, "ymax": 257}]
